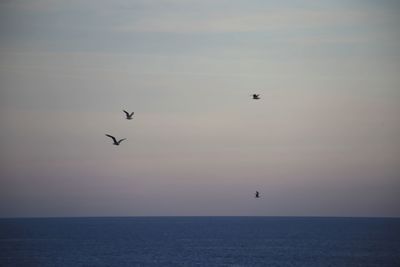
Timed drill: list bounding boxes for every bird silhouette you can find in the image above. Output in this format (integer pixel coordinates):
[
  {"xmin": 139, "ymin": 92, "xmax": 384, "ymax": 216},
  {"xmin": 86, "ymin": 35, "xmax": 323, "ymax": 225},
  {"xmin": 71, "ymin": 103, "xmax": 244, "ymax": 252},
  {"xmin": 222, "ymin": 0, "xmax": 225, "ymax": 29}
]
[
  {"xmin": 255, "ymin": 191, "xmax": 260, "ymax": 198},
  {"xmin": 252, "ymin": 94, "xmax": 260, "ymax": 100},
  {"xmin": 123, "ymin": 110, "xmax": 134, "ymax": 120},
  {"xmin": 105, "ymin": 134, "xmax": 126, "ymax": 145}
]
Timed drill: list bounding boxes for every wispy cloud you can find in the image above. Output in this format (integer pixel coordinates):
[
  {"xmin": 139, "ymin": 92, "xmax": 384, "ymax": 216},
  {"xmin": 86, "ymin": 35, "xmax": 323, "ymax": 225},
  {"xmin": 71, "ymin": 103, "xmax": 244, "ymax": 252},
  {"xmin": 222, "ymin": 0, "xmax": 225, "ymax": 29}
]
[{"xmin": 115, "ymin": 7, "xmax": 384, "ymax": 33}]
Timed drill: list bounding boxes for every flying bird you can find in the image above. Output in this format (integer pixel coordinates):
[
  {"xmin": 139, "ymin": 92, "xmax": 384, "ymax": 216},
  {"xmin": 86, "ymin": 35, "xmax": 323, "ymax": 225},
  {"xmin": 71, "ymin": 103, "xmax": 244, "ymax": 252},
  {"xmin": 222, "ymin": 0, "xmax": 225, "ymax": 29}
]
[
  {"xmin": 255, "ymin": 191, "xmax": 260, "ymax": 198},
  {"xmin": 105, "ymin": 134, "xmax": 126, "ymax": 146},
  {"xmin": 252, "ymin": 94, "xmax": 260, "ymax": 100},
  {"xmin": 123, "ymin": 110, "xmax": 134, "ymax": 120}
]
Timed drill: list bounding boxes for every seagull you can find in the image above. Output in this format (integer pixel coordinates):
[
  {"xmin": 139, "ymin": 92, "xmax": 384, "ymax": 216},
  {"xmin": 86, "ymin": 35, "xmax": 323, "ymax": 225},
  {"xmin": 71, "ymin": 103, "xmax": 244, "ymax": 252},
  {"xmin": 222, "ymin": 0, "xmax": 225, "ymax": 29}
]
[
  {"xmin": 252, "ymin": 94, "xmax": 260, "ymax": 100},
  {"xmin": 255, "ymin": 191, "xmax": 260, "ymax": 198},
  {"xmin": 105, "ymin": 134, "xmax": 126, "ymax": 146},
  {"xmin": 123, "ymin": 110, "xmax": 134, "ymax": 120}
]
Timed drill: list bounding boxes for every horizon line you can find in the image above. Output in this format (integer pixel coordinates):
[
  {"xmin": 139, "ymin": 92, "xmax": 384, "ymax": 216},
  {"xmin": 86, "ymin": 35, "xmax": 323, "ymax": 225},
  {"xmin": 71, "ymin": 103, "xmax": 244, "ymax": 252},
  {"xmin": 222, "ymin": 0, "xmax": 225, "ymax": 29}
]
[{"xmin": 1, "ymin": 215, "xmax": 399, "ymax": 220}]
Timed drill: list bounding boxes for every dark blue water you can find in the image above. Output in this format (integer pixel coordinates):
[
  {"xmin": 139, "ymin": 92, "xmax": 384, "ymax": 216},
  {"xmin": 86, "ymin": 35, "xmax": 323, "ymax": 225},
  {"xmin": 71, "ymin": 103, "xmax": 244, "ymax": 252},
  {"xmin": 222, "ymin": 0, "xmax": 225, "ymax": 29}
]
[{"xmin": 1, "ymin": 217, "xmax": 399, "ymax": 267}]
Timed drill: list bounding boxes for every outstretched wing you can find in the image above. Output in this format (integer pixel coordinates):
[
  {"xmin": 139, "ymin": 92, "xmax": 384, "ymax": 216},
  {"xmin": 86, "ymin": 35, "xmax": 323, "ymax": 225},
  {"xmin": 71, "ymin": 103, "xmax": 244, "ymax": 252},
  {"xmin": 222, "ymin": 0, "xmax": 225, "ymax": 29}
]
[
  {"xmin": 117, "ymin": 138, "xmax": 126, "ymax": 144},
  {"xmin": 123, "ymin": 110, "xmax": 134, "ymax": 118},
  {"xmin": 105, "ymin": 134, "xmax": 117, "ymax": 143}
]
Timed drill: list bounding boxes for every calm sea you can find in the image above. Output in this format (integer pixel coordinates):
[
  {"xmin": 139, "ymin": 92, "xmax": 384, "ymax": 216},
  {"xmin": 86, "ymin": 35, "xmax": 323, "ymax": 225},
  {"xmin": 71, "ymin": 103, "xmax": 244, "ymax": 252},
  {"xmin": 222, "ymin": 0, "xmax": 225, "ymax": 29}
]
[{"xmin": 0, "ymin": 217, "xmax": 399, "ymax": 266}]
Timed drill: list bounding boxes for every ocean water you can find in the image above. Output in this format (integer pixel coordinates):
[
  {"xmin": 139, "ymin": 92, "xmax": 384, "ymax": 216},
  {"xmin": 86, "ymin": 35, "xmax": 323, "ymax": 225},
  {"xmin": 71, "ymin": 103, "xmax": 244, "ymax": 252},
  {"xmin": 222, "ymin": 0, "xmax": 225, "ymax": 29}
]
[{"xmin": 0, "ymin": 217, "xmax": 399, "ymax": 267}]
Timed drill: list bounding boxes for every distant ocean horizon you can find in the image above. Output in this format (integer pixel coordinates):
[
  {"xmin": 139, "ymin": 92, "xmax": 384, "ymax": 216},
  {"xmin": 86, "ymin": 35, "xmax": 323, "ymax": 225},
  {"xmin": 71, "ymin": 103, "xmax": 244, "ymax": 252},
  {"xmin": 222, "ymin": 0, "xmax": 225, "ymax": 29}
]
[
  {"xmin": 1, "ymin": 215, "xmax": 400, "ymax": 219},
  {"xmin": 1, "ymin": 216, "xmax": 399, "ymax": 266}
]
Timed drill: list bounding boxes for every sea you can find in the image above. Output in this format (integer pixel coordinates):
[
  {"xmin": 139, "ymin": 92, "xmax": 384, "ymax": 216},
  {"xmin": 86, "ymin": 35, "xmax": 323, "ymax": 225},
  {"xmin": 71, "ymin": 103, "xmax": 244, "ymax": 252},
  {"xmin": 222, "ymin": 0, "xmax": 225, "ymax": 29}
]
[{"xmin": 0, "ymin": 217, "xmax": 399, "ymax": 266}]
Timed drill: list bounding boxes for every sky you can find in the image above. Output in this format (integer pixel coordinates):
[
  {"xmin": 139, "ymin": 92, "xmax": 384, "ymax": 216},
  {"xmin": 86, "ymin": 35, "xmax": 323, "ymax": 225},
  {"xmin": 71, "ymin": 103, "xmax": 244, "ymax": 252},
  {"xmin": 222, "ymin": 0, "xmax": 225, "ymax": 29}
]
[{"xmin": 0, "ymin": 0, "xmax": 399, "ymax": 217}]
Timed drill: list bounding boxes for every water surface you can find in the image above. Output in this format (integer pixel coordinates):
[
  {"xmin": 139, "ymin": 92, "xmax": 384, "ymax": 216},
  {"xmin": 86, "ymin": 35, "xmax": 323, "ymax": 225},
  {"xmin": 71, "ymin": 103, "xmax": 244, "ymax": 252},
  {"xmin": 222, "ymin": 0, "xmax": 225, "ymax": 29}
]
[{"xmin": 1, "ymin": 217, "xmax": 399, "ymax": 266}]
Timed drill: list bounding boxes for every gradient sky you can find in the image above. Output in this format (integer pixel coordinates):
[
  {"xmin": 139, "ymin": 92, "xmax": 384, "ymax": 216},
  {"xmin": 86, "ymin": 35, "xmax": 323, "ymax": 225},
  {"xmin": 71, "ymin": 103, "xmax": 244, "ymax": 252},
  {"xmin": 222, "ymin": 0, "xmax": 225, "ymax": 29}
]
[{"xmin": 1, "ymin": 0, "xmax": 399, "ymax": 217}]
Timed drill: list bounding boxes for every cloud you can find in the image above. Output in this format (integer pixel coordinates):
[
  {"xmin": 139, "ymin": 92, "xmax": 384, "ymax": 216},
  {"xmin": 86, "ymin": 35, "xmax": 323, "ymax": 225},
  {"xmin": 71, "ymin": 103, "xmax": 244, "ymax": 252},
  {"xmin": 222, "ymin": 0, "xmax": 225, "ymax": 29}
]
[
  {"xmin": 0, "ymin": 0, "xmax": 67, "ymax": 11},
  {"xmin": 115, "ymin": 8, "xmax": 377, "ymax": 33}
]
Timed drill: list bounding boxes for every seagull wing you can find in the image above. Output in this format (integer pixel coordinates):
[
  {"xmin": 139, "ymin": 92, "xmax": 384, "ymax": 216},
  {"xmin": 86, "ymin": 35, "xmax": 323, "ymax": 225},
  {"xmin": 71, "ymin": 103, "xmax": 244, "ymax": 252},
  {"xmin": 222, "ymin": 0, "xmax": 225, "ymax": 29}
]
[
  {"xmin": 123, "ymin": 110, "xmax": 130, "ymax": 117},
  {"xmin": 117, "ymin": 138, "xmax": 126, "ymax": 144},
  {"xmin": 105, "ymin": 134, "xmax": 117, "ymax": 143}
]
